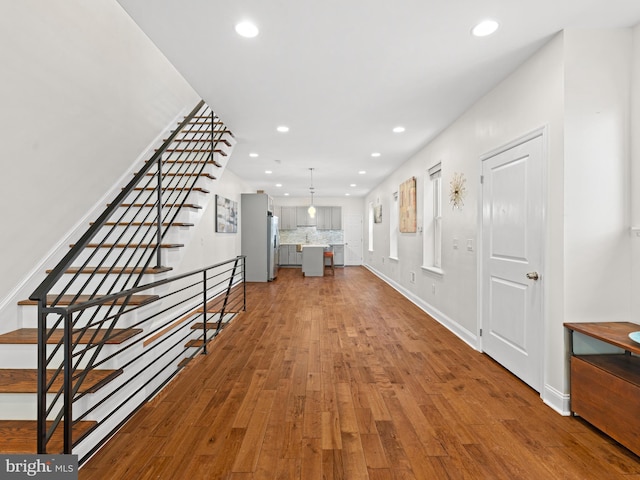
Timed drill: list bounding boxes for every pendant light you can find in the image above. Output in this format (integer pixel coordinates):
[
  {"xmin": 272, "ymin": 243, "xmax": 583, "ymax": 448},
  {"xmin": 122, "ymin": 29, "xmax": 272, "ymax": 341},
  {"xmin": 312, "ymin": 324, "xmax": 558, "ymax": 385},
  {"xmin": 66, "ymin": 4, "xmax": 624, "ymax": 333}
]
[{"xmin": 308, "ymin": 168, "xmax": 316, "ymax": 218}]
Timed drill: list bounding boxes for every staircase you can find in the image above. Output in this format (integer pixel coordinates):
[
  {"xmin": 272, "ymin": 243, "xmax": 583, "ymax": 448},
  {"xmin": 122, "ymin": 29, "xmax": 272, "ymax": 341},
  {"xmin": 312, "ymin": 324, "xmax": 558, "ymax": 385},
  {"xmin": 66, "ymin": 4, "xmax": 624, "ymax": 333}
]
[{"xmin": 0, "ymin": 101, "xmax": 245, "ymax": 462}]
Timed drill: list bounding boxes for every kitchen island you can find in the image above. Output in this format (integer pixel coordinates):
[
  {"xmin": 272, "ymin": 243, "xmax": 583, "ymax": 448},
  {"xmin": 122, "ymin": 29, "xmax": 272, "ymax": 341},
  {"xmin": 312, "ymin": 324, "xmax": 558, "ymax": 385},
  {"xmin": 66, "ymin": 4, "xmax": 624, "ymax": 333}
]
[{"xmin": 301, "ymin": 245, "xmax": 328, "ymax": 277}]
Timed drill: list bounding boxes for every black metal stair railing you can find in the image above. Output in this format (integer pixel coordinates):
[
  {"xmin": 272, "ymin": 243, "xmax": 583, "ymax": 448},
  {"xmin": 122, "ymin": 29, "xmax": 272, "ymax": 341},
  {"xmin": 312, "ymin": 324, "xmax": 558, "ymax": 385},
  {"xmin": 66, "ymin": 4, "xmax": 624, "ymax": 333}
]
[
  {"xmin": 27, "ymin": 100, "xmax": 237, "ymax": 457},
  {"xmin": 40, "ymin": 256, "xmax": 246, "ymax": 460}
]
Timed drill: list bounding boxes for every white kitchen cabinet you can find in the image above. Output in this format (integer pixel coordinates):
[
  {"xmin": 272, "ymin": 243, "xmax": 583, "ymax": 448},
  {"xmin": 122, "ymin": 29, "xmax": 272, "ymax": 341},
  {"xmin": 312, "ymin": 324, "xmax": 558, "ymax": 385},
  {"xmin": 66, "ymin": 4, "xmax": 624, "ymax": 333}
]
[
  {"xmin": 279, "ymin": 206, "xmax": 297, "ymax": 230},
  {"xmin": 279, "ymin": 245, "xmax": 303, "ymax": 266},
  {"xmin": 316, "ymin": 206, "xmax": 342, "ymax": 230},
  {"xmin": 325, "ymin": 245, "xmax": 344, "ymax": 266},
  {"xmin": 316, "ymin": 207, "xmax": 331, "ymax": 229},
  {"xmin": 330, "ymin": 206, "xmax": 342, "ymax": 230},
  {"xmin": 278, "ymin": 245, "xmax": 289, "ymax": 265},
  {"xmin": 296, "ymin": 206, "xmax": 317, "ymax": 226}
]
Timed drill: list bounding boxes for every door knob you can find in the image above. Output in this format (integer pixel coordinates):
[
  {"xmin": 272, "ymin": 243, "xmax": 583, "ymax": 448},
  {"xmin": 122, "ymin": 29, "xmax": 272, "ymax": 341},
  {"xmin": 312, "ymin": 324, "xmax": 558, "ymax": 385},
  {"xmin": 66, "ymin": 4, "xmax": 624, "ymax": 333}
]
[{"xmin": 526, "ymin": 272, "xmax": 539, "ymax": 281}]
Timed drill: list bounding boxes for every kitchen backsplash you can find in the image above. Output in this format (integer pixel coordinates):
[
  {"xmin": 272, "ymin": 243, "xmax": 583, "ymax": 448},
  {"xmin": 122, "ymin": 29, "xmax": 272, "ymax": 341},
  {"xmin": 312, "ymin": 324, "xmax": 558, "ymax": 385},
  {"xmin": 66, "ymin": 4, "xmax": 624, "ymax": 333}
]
[{"xmin": 280, "ymin": 226, "xmax": 344, "ymax": 245}]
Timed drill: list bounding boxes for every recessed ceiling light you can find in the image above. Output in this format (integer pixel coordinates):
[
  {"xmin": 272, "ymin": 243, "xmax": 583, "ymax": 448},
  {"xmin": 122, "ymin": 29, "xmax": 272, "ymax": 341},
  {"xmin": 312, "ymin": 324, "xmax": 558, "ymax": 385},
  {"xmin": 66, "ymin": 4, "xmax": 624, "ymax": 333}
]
[
  {"xmin": 371, "ymin": 152, "xmax": 381, "ymax": 157},
  {"xmin": 284, "ymin": 193, "xmax": 290, "ymax": 196},
  {"xmin": 350, "ymin": 184, "xmax": 357, "ymax": 187},
  {"xmin": 472, "ymin": 19, "xmax": 499, "ymax": 37},
  {"xmin": 345, "ymin": 193, "xmax": 351, "ymax": 196},
  {"xmin": 393, "ymin": 126, "xmax": 405, "ymax": 133},
  {"xmin": 265, "ymin": 170, "xmax": 272, "ymax": 174},
  {"xmin": 249, "ymin": 152, "xmax": 259, "ymax": 158},
  {"xmin": 276, "ymin": 125, "xmax": 289, "ymax": 133},
  {"xmin": 275, "ymin": 183, "xmax": 282, "ymax": 187},
  {"xmin": 235, "ymin": 21, "xmax": 259, "ymax": 38},
  {"xmin": 358, "ymin": 170, "xmax": 366, "ymax": 175}
]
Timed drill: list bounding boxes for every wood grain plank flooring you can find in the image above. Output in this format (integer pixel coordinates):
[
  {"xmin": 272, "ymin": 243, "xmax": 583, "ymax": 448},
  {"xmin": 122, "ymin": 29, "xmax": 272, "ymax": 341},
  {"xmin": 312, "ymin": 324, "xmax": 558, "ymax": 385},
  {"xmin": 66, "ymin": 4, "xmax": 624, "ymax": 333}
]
[{"xmin": 79, "ymin": 267, "xmax": 640, "ymax": 479}]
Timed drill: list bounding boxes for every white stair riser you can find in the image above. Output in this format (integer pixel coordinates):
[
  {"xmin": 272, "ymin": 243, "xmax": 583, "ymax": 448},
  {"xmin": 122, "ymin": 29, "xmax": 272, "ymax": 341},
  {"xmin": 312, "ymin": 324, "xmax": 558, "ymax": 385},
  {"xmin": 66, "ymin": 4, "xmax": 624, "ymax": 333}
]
[
  {"xmin": 0, "ymin": 341, "xmax": 138, "ymax": 370},
  {"xmin": 108, "ymin": 205, "xmax": 200, "ymax": 224},
  {"xmin": 70, "ymin": 246, "xmax": 181, "ymax": 270},
  {"xmin": 146, "ymin": 162, "xmax": 218, "ymax": 179},
  {"xmin": 121, "ymin": 189, "xmax": 208, "ymax": 208},
  {"xmin": 92, "ymin": 225, "xmax": 184, "ymax": 246},
  {"xmin": 17, "ymin": 300, "xmax": 159, "ymax": 330},
  {"xmin": 42, "ymin": 272, "xmax": 165, "ymax": 298},
  {"xmin": 0, "ymin": 341, "xmax": 194, "ymax": 422}
]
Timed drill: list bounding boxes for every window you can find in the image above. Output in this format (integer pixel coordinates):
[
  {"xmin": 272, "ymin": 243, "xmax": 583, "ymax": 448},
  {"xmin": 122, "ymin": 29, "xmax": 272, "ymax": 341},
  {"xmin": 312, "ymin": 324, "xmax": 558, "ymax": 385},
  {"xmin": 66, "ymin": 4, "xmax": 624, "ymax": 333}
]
[
  {"xmin": 422, "ymin": 163, "xmax": 443, "ymax": 273},
  {"xmin": 390, "ymin": 192, "xmax": 398, "ymax": 259},
  {"xmin": 368, "ymin": 202, "xmax": 374, "ymax": 251}
]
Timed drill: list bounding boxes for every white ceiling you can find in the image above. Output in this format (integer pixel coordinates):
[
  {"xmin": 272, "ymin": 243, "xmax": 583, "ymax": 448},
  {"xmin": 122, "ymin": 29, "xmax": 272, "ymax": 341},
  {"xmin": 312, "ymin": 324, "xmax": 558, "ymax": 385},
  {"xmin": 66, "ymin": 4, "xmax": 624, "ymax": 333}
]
[{"xmin": 117, "ymin": 0, "xmax": 640, "ymax": 199}]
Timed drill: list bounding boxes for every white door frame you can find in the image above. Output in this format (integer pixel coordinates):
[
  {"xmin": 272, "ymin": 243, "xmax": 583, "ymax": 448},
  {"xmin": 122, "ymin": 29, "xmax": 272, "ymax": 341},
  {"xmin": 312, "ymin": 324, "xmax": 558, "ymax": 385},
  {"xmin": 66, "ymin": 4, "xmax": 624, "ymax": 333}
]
[
  {"xmin": 477, "ymin": 126, "xmax": 548, "ymax": 395},
  {"xmin": 344, "ymin": 213, "xmax": 363, "ymax": 266}
]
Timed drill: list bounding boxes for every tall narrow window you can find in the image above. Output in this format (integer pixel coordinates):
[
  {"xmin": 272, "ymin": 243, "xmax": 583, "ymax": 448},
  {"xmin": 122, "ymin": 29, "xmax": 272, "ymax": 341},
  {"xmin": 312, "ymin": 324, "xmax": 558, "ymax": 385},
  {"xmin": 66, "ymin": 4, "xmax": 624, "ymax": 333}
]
[
  {"xmin": 390, "ymin": 192, "xmax": 399, "ymax": 259},
  {"xmin": 368, "ymin": 202, "xmax": 374, "ymax": 252},
  {"xmin": 422, "ymin": 163, "xmax": 443, "ymax": 273}
]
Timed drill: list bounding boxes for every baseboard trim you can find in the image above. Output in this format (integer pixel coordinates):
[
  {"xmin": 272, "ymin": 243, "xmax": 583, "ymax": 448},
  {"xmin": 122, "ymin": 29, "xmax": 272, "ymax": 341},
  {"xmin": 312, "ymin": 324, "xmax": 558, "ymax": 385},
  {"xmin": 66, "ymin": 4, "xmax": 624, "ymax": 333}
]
[
  {"xmin": 364, "ymin": 264, "xmax": 573, "ymax": 416},
  {"xmin": 364, "ymin": 264, "xmax": 479, "ymax": 351},
  {"xmin": 542, "ymin": 384, "xmax": 571, "ymax": 416}
]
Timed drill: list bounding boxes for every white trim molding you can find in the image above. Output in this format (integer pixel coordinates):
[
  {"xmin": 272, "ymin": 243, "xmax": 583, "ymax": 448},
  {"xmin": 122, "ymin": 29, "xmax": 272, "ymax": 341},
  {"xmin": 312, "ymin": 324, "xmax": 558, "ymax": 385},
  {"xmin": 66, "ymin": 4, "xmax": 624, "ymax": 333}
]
[{"xmin": 365, "ymin": 264, "xmax": 478, "ymax": 350}]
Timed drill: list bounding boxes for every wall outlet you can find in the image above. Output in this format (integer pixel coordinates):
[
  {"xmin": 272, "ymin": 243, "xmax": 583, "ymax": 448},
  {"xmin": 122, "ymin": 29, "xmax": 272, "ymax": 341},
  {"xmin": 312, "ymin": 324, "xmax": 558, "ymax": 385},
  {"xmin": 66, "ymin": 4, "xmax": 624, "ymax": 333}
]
[
  {"xmin": 453, "ymin": 237, "xmax": 459, "ymax": 249},
  {"xmin": 410, "ymin": 271, "xmax": 416, "ymax": 283},
  {"xmin": 467, "ymin": 239, "xmax": 473, "ymax": 251},
  {"xmin": 432, "ymin": 283, "xmax": 436, "ymax": 294}
]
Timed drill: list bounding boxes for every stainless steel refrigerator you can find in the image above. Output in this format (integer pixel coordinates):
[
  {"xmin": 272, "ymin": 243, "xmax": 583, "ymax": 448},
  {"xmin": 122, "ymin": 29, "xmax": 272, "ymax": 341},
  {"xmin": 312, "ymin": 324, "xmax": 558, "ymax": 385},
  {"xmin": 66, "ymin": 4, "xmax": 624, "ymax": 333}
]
[
  {"xmin": 267, "ymin": 215, "xmax": 279, "ymax": 281},
  {"xmin": 241, "ymin": 193, "xmax": 279, "ymax": 282}
]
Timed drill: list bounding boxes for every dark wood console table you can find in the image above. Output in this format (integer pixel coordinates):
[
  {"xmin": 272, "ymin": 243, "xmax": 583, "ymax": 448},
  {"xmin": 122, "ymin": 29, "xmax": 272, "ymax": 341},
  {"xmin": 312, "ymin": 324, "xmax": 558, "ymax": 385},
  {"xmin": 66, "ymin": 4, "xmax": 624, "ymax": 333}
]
[{"xmin": 564, "ymin": 322, "xmax": 640, "ymax": 456}]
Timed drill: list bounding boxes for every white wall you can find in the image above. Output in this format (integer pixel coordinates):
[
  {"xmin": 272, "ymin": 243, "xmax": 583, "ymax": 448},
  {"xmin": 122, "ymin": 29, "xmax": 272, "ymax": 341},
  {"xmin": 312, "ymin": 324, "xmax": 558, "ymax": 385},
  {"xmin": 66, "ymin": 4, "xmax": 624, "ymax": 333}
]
[
  {"xmin": 0, "ymin": 1, "xmax": 200, "ymax": 304},
  {"xmin": 364, "ymin": 28, "xmax": 636, "ymax": 412},
  {"xmin": 365, "ymin": 33, "xmax": 565, "ymax": 355},
  {"xmin": 632, "ymin": 25, "xmax": 640, "ymax": 319},
  {"xmin": 175, "ymin": 169, "xmax": 254, "ymax": 272},
  {"xmin": 563, "ymin": 29, "xmax": 632, "ymax": 324}
]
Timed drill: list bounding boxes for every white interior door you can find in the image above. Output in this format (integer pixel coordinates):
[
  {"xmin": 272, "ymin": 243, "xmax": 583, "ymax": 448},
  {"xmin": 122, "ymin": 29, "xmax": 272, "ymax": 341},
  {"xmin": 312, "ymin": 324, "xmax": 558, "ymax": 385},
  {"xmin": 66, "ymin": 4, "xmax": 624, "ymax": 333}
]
[
  {"xmin": 344, "ymin": 214, "xmax": 363, "ymax": 265},
  {"xmin": 481, "ymin": 132, "xmax": 544, "ymax": 392}
]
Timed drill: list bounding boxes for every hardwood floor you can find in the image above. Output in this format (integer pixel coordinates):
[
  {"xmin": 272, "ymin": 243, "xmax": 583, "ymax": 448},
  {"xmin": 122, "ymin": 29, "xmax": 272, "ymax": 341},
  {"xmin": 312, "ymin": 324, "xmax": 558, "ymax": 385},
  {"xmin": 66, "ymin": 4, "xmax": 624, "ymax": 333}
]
[{"xmin": 80, "ymin": 267, "xmax": 640, "ymax": 479}]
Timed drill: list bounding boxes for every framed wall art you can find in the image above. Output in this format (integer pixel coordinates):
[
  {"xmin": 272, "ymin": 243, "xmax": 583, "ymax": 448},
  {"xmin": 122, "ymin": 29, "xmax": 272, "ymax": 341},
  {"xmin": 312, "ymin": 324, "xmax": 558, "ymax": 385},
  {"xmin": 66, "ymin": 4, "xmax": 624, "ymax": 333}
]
[
  {"xmin": 374, "ymin": 204, "xmax": 382, "ymax": 223},
  {"xmin": 399, "ymin": 176, "xmax": 417, "ymax": 233},
  {"xmin": 215, "ymin": 195, "xmax": 238, "ymax": 233}
]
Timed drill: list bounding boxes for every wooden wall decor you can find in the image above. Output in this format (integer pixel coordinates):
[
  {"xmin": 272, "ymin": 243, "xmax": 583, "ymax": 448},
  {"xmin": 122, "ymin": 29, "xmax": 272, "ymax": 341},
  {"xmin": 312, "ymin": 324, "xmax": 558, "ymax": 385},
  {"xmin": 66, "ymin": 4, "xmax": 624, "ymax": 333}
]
[{"xmin": 399, "ymin": 176, "xmax": 417, "ymax": 233}]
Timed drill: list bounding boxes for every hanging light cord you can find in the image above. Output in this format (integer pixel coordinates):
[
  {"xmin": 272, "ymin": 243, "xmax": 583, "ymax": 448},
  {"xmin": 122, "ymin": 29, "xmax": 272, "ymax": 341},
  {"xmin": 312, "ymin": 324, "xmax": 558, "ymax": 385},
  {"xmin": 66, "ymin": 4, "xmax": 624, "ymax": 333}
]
[{"xmin": 308, "ymin": 168, "xmax": 316, "ymax": 218}]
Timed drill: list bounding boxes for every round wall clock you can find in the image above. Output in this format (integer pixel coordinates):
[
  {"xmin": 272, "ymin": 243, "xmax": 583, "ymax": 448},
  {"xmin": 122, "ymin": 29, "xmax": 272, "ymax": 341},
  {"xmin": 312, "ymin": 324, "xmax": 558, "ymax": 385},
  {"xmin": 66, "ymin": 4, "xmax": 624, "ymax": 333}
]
[{"xmin": 449, "ymin": 172, "xmax": 466, "ymax": 209}]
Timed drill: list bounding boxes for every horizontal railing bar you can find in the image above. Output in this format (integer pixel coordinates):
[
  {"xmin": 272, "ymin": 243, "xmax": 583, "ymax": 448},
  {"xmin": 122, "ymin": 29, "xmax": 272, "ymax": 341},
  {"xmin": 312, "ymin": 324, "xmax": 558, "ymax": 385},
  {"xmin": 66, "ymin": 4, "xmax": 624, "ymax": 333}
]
[
  {"xmin": 59, "ymin": 256, "xmax": 244, "ymax": 314},
  {"xmin": 74, "ymin": 314, "xmax": 201, "ymax": 406}
]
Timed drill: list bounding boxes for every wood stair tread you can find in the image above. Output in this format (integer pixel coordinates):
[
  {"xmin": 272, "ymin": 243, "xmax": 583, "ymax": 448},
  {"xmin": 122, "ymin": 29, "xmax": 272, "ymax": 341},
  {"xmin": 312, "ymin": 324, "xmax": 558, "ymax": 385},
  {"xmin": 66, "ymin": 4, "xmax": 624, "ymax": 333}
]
[
  {"xmin": 184, "ymin": 119, "xmax": 222, "ymax": 124},
  {"xmin": 46, "ymin": 266, "xmax": 173, "ymax": 275},
  {"xmin": 160, "ymin": 148, "xmax": 227, "ymax": 156},
  {"xmin": 70, "ymin": 243, "xmax": 184, "ymax": 249},
  {"xmin": 166, "ymin": 138, "xmax": 232, "ymax": 147},
  {"xmin": 109, "ymin": 202, "xmax": 202, "ymax": 209},
  {"xmin": 158, "ymin": 159, "xmax": 222, "ymax": 167},
  {"xmin": 131, "ymin": 186, "xmax": 210, "ymax": 193},
  {"xmin": 142, "ymin": 173, "xmax": 216, "ymax": 180},
  {"xmin": 0, "ymin": 328, "xmax": 144, "ymax": 345},
  {"xmin": 17, "ymin": 294, "xmax": 158, "ymax": 307},
  {"xmin": 100, "ymin": 222, "xmax": 194, "ymax": 227},
  {"xmin": 0, "ymin": 420, "xmax": 97, "ymax": 454},
  {"xmin": 190, "ymin": 322, "xmax": 228, "ymax": 331},
  {"xmin": 185, "ymin": 339, "xmax": 213, "ymax": 348},
  {"xmin": 0, "ymin": 368, "xmax": 123, "ymax": 394}
]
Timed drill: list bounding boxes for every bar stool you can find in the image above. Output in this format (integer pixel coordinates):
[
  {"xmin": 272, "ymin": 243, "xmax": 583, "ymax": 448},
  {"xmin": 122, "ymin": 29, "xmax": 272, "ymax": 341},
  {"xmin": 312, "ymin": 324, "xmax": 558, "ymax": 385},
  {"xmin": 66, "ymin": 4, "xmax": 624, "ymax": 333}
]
[{"xmin": 323, "ymin": 248, "xmax": 335, "ymax": 275}]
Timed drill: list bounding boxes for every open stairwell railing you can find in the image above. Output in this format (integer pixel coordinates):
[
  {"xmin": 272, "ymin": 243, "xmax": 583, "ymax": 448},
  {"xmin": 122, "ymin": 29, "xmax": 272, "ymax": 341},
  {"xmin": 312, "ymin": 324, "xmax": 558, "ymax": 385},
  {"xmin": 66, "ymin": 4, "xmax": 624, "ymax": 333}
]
[{"xmin": 27, "ymin": 100, "xmax": 245, "ymax": 460}]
